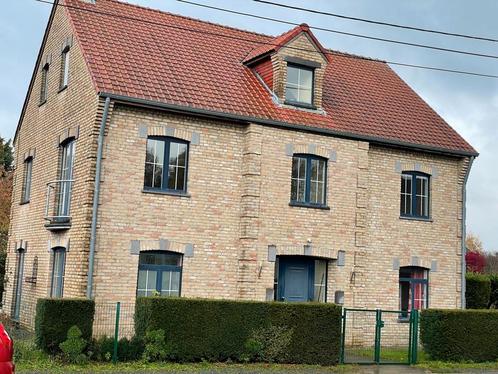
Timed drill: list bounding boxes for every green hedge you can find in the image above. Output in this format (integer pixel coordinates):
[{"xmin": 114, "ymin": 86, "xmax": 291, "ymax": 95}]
[
  {"xmin": 135, "ymin": 297, "xmax": 341, "ymax": 365},
  {"xmin": 421, "ymin": 309, "xmax": 498, "ymax": 362},
  {"xmin": 35, "ymin": 298, "xmax": 95, "ymax": 354},
  {"xmin": 488, "ymin": 274, "xmax": 498, "ymax": 308},
  {"xmin": 466, "ymin": 272, "xmax": 491, "ymax": 309}
]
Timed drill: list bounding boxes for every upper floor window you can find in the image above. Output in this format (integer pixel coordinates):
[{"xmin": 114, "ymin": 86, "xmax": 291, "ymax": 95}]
[
  {"xmin": 400, "ymin": 171, "xmax": 430, "ymax": 219},
  {"xmin": 56, "ymin": 139, "xmax": 75, "ymax": 219},
  {"xmin": 40, "ymin": 63, "xmax": 49, "ymax": 104},
  {"xmin": 144, "ymin": 137, "xmax": 188, "ymax": 193},
  {"xmin": 50, "ymin": 247, "xmax": 66, "ymax": 298},
  {"xmin": 399, "ymin": 266, "xmax": 428, "ymax": 318},
  {"xmin": 137, "ymin": 251, "xmax": 182, "ymax": 297},
  {"xmin": 290, "ymin": 154, "xmax": 327, "ymax": 207},
  {"xmin": 285, "ymin": 64, "xmax": 314, "ymax": 106},
  {"xmin": 60, "ymin": 47, "xmax": 70, "ymax": 89},
  {"xmin": 21, "ymin": 157, "xmax": 33, "ymax": 203}
]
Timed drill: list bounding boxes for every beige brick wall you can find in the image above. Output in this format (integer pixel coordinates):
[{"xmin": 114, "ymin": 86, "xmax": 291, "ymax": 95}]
[{"xmin": 4, "ymin": 5, "xmax": 99, "ymax": 326}]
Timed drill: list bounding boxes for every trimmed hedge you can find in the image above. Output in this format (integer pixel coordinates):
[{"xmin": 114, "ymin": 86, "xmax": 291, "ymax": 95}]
[
  {"xmin": 421, "ymin": 309, "xmax": 498, "ymax": 362},
  {"xmin": 466, "ymin": 272, "xmax": 491, "ymax": 309},
  {"xmin": 35, "ymin": 298, "xmax": 95, "ymax": 354},
  {"xmin": 489, "ymin": 274, "xmax": 498, "ymax": 308},
  {"xmin": 135, "ymin": 297, "xmax": 341, "ymax": 365}
]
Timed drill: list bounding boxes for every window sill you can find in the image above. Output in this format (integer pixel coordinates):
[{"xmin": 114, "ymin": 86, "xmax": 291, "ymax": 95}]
[
  {"xmin": 38, "ymin": 100, "xmax": 47, "ymax": 107},
  {"xmin": 58, "ymin": 85, "xmax": 68, "ymax": 93},
  {"xmin": 399, "ymin": 216, "xmax": 433, "ymax": 222},
  {"xmin": 19, "ymin": 200, "xmax": 30, "ymax": 205},
  {"xmin": 289, "ymin": 201, "xmax": 330, "ymax": 210},
  {"xmin": 142, "ymin": 189, "xmax": 191, "ymax": 198},
  {"xmin": 397, "ymin": 318, "xmax": 410, "ymax": 323},
  {"xmin": 283, "ymin": 100, "xmax": 317, "ymax": 110}
]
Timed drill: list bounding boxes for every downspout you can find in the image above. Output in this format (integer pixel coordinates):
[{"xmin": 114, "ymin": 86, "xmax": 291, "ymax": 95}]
[
  {"xmin": 86, "ymin": 96, "xmax": 111, "ymax": 299},
  {"xmin": 461, "ymin": 155, "xmax": 475, "ymax": 309}
]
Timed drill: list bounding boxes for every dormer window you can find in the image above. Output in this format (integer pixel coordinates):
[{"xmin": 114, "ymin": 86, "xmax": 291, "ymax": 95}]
[{"xmin": 285, "ymin": 63, "xmax": 314, "ymax": 107}]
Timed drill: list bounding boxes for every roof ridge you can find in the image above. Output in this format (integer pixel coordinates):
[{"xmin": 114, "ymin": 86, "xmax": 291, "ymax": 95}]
[{"xmin": 103, "ymin": 0, "xmax": 274, "ymax": 39}]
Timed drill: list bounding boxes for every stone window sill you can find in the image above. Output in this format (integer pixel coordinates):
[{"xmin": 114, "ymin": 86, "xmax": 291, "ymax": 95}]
[
  {"xmin": 289, "ymin": 201, "xmax": 330, "ymax": 210},
  {"xmin": 58, "ymin": 85, "xmax": 68, "ymax": 93},
  {"xmin": 19, "ymin": 200, "xmax": 30, "ymax": 205},
  {"xmin": 399, "ymin": 216, "xmax": 433, "ymax": 223},
  {"xmin": 38, "ymin": 100, "xmax": 47, "ymax": 107},
  {"xmin": 142, "ymin": 189, "xmax": 191, "ymax": 198}
]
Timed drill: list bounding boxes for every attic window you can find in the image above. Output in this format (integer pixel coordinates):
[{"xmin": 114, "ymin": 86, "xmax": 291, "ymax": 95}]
[
  {"xmin": 285, "ymin": 63, "xmax": 314, "ymax": 107},
  {"xmin": 40, "ymin": 63, "xmax": 49, "ymax": 104}
]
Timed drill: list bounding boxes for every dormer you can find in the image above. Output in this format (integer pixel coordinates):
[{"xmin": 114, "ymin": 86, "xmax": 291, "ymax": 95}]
[{"xmin": 244, "ymin": 24, "xmax": 329, "ymax": 110}]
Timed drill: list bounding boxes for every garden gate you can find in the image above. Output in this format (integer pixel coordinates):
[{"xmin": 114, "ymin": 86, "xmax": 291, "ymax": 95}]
[{"xmin": 340, "ymin": 308, "xmax": 419, "ymax": 365}]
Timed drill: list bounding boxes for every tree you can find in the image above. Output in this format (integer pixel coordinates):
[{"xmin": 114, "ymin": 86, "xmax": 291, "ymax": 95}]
[
  {"xmin": 0, "ymin": 137, "xmax": 13, "ymax": 172},
  {"xmin": 466, "ymin": 251, "xmax": 486, "ymax": 273},
  {"xmin": 466, "ymin": 233, "xmax": 484, "ymax": 254}
]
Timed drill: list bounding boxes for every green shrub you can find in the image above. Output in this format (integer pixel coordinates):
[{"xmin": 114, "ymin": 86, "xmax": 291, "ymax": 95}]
[
  {"xmin": 142, "ymin": 329, "xmax": 175, "ymax": 362},
  {"xmin": 118, "ymin": 336, "xmax": 144, "ymax": 362},
  {"xmin": 35, "ymin": 298, "xmax": 95, "ymax": 354},
  {"xmin": 59, "ymin": 325, "xmax": 88, "ymax": 364},
  {"xmin": 89, "ymin": 335, "xmax": 144, "ymax": 362},
  {"xmin": 421, "ymin": 309, "xmax": 498, "ymax": 362},
  {"xmin": 89, "ymin": 336, "xmax": 113, "ymax": 362},
  {"xmin": 488, "ymin": 274, "xmax": 498, "ymax": 309},
  {"xmin": 466, "ymin": 273, "xmax": 491, "ymax": 309},
  {"xmin": 135, "ymin": 297, "xmax": 341, "ymax": 365},
  {"xmin": 243, "ymin": 324, "xmax": 293, "ymax": 363}
]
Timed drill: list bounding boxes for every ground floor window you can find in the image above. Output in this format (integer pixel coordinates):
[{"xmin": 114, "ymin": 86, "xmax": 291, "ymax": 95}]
[
  {"xmin": 137, "ymin": 251, "xmax": 182, "ymax": 297},
  {"xmin": 399, "ymin": 266, "xmax": 428, "ymax": 318},
  {"xmin": 50, "ymin": 247, "xmax": 66, "ymax": 298},
  {"xmin": 274, "ymin": 256, "xmax": 327, "ymax": 302}
]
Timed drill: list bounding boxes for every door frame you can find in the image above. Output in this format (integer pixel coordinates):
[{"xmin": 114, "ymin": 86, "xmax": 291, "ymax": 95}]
[{"xmin": 276, "ymin": 256, "xmax": 327, "ymax": 302}]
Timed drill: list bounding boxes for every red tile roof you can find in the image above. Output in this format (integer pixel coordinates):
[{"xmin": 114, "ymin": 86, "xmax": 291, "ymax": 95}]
[{"xmin": 64, "ymin": 0, "xmax": 476, "ymax": 155}]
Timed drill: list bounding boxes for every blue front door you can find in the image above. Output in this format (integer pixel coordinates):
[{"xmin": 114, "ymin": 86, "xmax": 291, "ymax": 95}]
[{"xmin": 278, "ymin": 257, "xmax": 314, "ymax": 302}]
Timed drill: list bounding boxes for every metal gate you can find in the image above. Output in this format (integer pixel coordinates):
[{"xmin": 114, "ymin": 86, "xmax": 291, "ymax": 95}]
[{"xmin": 340, "ymin": 308, "xmax": 419, "ymax": 365}]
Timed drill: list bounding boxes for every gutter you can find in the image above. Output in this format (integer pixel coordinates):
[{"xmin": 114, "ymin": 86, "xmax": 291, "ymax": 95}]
[
  {"xmin": 101, "ymin": 92, "xmax": 479, "ymax": 158},
  {"xmin": 461, "ymin": 156, "xmax": 475, "ymax": 309},
  {"xmin": 86, "ymin": 96, "xmax": 111, "ymax": 299}
]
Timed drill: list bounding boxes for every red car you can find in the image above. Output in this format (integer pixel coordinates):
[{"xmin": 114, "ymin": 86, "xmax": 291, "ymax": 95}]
[{"xmin": 0, "ymin": 324, "xmax": 14, "ymax": 374}]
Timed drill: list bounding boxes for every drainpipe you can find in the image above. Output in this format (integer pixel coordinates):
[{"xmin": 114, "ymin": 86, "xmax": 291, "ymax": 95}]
[
  {"xmin": 461, "ymin": 156, "xmax": 475, "ymax": 309},
  {"xmin": 86, "ymin": 96, "xmax": 111, "ymax": 299}
]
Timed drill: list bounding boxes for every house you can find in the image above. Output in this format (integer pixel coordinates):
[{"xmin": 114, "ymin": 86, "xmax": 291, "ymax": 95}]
[{"xmin": 4, "ymin": 0, "xmax": 477, "ymax": 328}]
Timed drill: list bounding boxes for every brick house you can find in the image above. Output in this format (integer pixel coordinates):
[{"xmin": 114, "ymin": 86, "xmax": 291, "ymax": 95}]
[{"xmin": 4, "ymin": 0, "xmax": 477, "ymax": 328}]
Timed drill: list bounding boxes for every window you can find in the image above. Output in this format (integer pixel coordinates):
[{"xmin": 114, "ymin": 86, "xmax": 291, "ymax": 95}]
[
  {"xmin": 56, "ymin": 140, "xmax": 75, "ymax": 219},
  {"xmin": 60, "ymin": 47, "xmax": 70, "ymax": 89},
  {"xmin": 50, "ymin": 247, "xmax": 66, "ymax": 298},
  {"xmin": 12, "ymin": 249, "xmax": 25, "ymax": 320},
  {"xmin": 399, "ymin": 267, "xmax": 428, "ymax": 318},
  {"xmin": 40, "ymin": 63, "xmax": 49, "ymax": 104},
  {"xmin": 313, "ymin": 259, "xmax": 327, "ymax": 302},
  {"xmin": 21, "ymin": 158, "xmax": 33, "ymax": 203},
  {"xmin": 285, "ymin": 64, "xmax": 314, "ymax": 106},
  {"xmin": 400, "ymin": 171, "xmax": 430, "ymax": 218},
  {"xmin": 137, "ymin": 251, "xmax": 182, "ymax": 297},
  {"xmin": 144, "ymin": 137, "xmax": 188, "ymax": 193},
  {"xmin": 291, "ymin": 154, "xmax": 327, "ymax": 206}
]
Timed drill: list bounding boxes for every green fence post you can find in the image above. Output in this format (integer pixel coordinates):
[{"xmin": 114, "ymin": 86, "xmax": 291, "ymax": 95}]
[
  {"xmin": 374, "ymin": 309, "xmax": 381, "ymax": 364},
  {"xmin": 408, "ymin": 311, "xmax": 413, "ymax": 364},
  {"xmin": 411, "ymin": 309, "xmax": 419, "ymax": 364},
  {"xmin": 340, "ymin": 309, "xmax": 346, "ymax": 364},
  {"xmin": 112, "ymin": 301, "xmax": 121, "ymax": 364}
]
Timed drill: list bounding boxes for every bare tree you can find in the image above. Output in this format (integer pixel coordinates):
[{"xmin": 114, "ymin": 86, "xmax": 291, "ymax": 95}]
[{"xmin": 466, "ymin": 232, "xmax": 484, "ymax": 253}]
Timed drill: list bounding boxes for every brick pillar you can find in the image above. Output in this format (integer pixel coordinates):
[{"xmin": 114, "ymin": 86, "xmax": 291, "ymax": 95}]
[{"xmin": 237, "ymin": 123, "xmax": 263, "ymax": 300}]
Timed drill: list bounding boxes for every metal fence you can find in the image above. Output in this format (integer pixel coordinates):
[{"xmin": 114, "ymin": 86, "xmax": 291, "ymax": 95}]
[
  {"xmin": 340, "ymin": 308, "xmax": 419, "ymax": 365},
  {"xmin": 93, "ymin": 302, "xmax": 135, "ymax": 339}
]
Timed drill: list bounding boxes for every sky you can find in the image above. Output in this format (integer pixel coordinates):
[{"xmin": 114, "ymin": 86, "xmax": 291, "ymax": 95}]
[{"xmin": 1, "ymin": 0, "xmax": 497, "ymax": 250}]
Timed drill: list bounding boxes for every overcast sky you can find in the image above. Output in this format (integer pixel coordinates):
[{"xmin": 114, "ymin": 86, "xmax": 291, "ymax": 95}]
[{"xmin": 1, "ymin": 0, "xmax": 497, "ymax": 250}]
